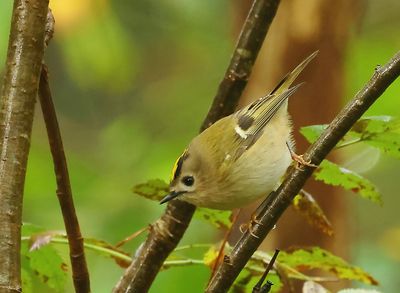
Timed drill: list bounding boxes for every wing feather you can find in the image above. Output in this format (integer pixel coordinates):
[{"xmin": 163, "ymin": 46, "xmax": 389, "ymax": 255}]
[{"xmin": 231, "ymin": 51, "xmax": 318, "ymax": 160}]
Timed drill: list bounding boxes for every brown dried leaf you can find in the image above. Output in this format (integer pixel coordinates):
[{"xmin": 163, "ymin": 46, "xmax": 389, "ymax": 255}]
[{"xmin": 292, "ymin": 190, "xmax": 334, "ymax": 236}]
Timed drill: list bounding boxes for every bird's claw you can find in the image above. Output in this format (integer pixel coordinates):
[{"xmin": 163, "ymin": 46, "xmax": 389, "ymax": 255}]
[
  {"xmin": 240, "ymin": 213, "xmax": 263, "ymax": 238},
  {"xmin": 291, "ymin": 153, "xmax": 317, "ymax": 170}
]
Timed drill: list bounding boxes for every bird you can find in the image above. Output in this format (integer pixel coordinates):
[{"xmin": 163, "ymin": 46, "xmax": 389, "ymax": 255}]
[{"xmin": 160, "ymin": 52, "xmax": 317, "ymax": 210}]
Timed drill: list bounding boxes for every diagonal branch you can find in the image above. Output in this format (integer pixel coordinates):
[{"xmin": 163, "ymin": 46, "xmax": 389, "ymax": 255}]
[
  {"xmin": 38, "ymin": 66, "xmax": 91, "ymax": 293},
  {"xmin": 0, "ymin": 0, "xmax": 49, "ymax": 291},
  {"xmin": 206, "ymin": 50, "xmax": 400, "ymax": 292},
  {"xmin": 113, "ymin": 0, "xmax": 282, "ymax": 292}
]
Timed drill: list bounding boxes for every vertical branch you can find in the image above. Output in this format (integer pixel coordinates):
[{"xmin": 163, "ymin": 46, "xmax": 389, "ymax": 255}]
[
  {"xmin": 113, "ymin": 0, "xmax": 281, "ymax": 292},
  {"xmin": 200, "ymin": 0, "xmax": 281, "ymax": 130},
  {"xmin": 0, "ymin": 0, "xmax": 49, "ymax": 291},
  {"xmin": 206, "ymin": 51, "xmax": 400, "ymax": 292},
  {"xmin": 38, "ymin": 66, "xmax": 91, "ymax": 293}
]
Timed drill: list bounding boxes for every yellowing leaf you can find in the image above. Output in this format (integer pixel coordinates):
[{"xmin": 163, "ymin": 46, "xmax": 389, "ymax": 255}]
[
  {"xmin": 278, "ymin": 247, "xmax": 378, "ymax": 285},
  {"xmin": 314, "ymin": 160, "xmax": 382, "ymax": 205},
  {"xmin": 292, "ymin": 190, "xmax": 333, "ymax": 236},
  {"xmin": 203, "ymin": 246, "xmax": 219, "ymax": 268},
  {"xmin": 132, "ymin": 179, "xmax": 169, "ymax": 201},
  {"xmin": 194, "ymin": 208, "xmax": 232, "ymax": 230}
]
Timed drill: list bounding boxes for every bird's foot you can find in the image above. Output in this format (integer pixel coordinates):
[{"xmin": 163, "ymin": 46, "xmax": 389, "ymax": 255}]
[
  {"xmin": 286, "ymin": 142, "xmax": 317, "ymax": 170},
  {"xmin": 240, "ymin": 212, "xmax": 263, "ymax": 238}
]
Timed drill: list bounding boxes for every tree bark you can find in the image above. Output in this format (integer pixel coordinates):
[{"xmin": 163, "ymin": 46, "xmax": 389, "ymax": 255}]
[
  {"xmin": 39, "ymin": 66, "xmax": 91, "ymax": 293},
  {"xmin": 0, "ymin": 0, "xmax": 49, "ymax": 292}
]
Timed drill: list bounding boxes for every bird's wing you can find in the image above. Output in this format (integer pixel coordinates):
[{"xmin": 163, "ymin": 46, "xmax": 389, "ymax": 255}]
[{"xmin": 231, "ymin": 51, "xmax": 318, "ymax": 161}]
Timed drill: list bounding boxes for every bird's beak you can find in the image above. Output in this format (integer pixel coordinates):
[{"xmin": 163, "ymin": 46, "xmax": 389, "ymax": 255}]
[{"xmin": 159, "ymin": 190, "xmax": 186, "ymax": 205}]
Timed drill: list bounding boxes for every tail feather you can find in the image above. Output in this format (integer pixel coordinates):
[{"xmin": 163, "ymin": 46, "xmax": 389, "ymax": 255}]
[{"xmin": 270, "ymin": 51, "xmax": 318, "ymax": 96}]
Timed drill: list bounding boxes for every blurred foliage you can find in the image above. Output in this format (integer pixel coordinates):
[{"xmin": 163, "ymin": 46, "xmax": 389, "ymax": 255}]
[
  {"xmin": 22, "ymin": 226, "xmax": 377, "ymax": 293},
  {"xmin": 1, "ymin": 0, "xmax": 400, "ymax": 292}
]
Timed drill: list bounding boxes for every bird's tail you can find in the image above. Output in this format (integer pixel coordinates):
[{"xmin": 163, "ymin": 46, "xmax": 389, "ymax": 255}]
[{"xmin": 270, "ymin": 51, "xmax": 318, "ymax": 97}]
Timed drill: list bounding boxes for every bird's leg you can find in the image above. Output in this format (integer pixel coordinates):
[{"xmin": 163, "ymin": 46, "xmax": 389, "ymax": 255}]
[
  {"xmin": 285, "ymin": 141, "xmax": 317, "ymax": 170},
  {"xmin": 239, "ymin": 194, "xmax": 275, "ymax": 238},
  {"xmin": 239, "ymin": 212, "xmax": 262, "ymax": 238}
]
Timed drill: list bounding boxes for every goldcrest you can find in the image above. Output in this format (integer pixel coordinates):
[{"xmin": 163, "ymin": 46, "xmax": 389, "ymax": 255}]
[{"xmin": 160, "ymin": 52, "xmax": 317, "ymax": 210}]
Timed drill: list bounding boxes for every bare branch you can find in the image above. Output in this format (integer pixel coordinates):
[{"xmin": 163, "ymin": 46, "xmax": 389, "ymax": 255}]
[
  {"xmin": 206, "ymin": 50, "xmax": 400, "ymax": 292},
  {"xmin": 38, "ymin": 66, "xmax": 91, "ymax": 293},
  {"xmin": 0, "ymin": 0, "xmax": 49, "ymax": 291},
  {"xmin": 113, "ymin": 0, "xmax": 282, "ymax": 292},
  {"xmin": 201, "ymin": 0, "xmax": 281, "ymax": 131}
]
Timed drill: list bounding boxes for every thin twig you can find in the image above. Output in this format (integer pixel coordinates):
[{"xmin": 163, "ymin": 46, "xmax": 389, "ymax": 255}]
[
  {"xmin": 206, "ymin": 51, "xmax": 400, "ymax": 292},
  {"xmin": 252, "ymin": 249, "xmax": 279, "ymax": 293},
  {"xmin": 209, "ymin": 212, "xmax": 239, "ymax": 282},
  {"xmin": 38, "ymin": 66, "xmax": 91, "ymax": 293},
  {"xmin": 0, "ymin": 0, "xmax": 49, "ymax": 291},
  {"xmin": 113, "ymin": 1, "xmax": 281, "ymax": 292},
  {"xmin": 115, "ymin": 226, "xmax": 148, "ymax": 248}
]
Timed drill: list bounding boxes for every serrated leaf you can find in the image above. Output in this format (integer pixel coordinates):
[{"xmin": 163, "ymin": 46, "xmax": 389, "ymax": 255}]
[
  {"xmin": 195, "ymin": 208, "xmax": 232, "ymax": 229},
  {"xmin": 314, "ymin": 160, "xmax": 382, "ymax": 204},
  {"xmin": 351, "ymin": 116, "xmax": 400, "ymax": 134},
  {"xmin": 292, "ymin": 190, "xmax": 333, "ymax": 236},
  {"xmin": 21, "ymin": 224, "xmax": 67, "ymax": 292},
  {"xmin": 300, "ymin": 117, "xmax": 400, "ymax": 158},
  {"xmin": 300, "ymin": 124, "xmax": 328, "ymax": 143},
  {"xmin": 132, "ymin": 179, "xmax": 169, "ymax": 201},
  {"xmin": 278, "ymin": 247, "xmax": 378, "ymax": 285},
  {"xmin": 21, "ymin": 241, "xmax": 67, "ymax": 292},
  {"xmin": 349, "ymin": 116, "xmax": 400, "ymax": 159}
]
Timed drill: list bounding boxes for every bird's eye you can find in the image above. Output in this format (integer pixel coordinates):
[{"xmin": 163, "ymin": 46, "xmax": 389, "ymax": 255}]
[{"xmin": 182, "ymin": 176, "xmax": 194, "ymax": 186}]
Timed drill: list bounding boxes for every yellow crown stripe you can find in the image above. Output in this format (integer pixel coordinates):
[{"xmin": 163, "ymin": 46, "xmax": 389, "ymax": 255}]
[{"xmin": 170, "ymin": 149, "xmax": 188, "ymax": 181}]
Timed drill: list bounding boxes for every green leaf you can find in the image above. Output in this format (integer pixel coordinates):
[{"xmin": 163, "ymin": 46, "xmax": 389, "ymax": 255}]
[
  {"xmin": 132, "ymin": 179, "xmax": 169, "ymax": 201},
  {"xmin": 292, "ymin": 190, "xmax": 333, "ymax": 236},
  {"xmin": 194, "ymin": 208, "xmax": 232, "ymax": 229},
  {"xmin": 300, "ymin": 124, "xmax": 328, "ymax": 143},
  {"xmin": 278, "ymin": 247, "xmax": 378, "ymax": 285},
  {"xmin": 314, "ymin": 160, "xmax": 382, "ymax": 204},
  {"xmin": 21, "ymin": 240, "xmax": 67, "ymax": 292},
  {"xmin": 350, "ymin": 116, "xmax": 400, "ymax": 159},
  {"xmin": 21, "ymin": 223, "xmax": 67, "ymax": 291},
  {"xmin": 301, "ymin": 116, "xmax": 400, "ymax": 158},
  {"xmin": 21, "ymin": 268, "xmax": 33, "ymax": 293},
  {"xmin": 351, "ymin": 116, "xmax": 400, "ymax": 134}
]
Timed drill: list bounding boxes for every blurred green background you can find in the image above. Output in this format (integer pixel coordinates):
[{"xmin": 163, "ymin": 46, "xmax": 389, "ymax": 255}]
[{"xmin": 1, "ymin": 0, "xmax": 400, "ymax": 292}]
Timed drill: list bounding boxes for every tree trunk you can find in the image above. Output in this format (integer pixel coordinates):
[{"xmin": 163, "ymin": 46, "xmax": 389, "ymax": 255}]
[{"xmin": 0, "ymin": 0, "xmax": 49, "ymax": 291}]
